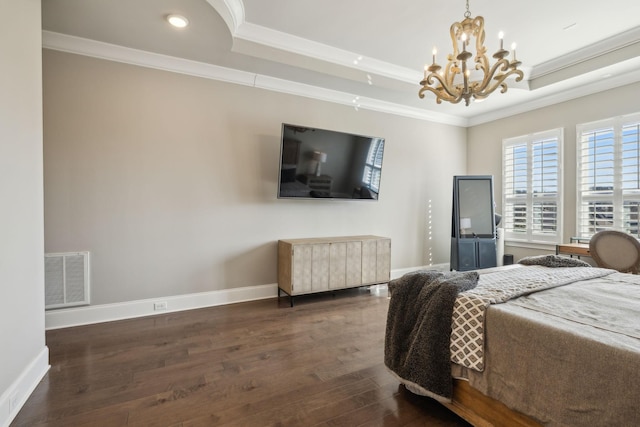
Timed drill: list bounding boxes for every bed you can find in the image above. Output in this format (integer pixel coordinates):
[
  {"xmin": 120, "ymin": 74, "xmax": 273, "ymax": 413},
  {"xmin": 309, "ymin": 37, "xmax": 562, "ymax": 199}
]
[{"xmin": 385, "ymin": 260, "xmax": 640, "ymax": 426}]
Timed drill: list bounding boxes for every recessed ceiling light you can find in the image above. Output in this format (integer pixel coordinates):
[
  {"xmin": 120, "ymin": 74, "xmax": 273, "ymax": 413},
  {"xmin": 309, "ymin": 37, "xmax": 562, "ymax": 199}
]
[{"xmin": 167, "ymin": 14, "xmax": 189, "ymax": 28}]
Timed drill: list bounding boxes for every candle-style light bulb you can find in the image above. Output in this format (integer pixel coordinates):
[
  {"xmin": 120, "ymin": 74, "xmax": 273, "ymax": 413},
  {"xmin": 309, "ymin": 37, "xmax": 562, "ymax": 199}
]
[
  {"xmin": 432, "ymin": 47, "xmax": 437, "ymax": 64},
  {"xmin": 498, "ymin": 31, "xmax": 504, "ymax": 50},
  {"xmin": 461, "ymin": 33, "xmax": 467, "ymax": 51},
  {"xmin": 511, "ymin": 42, "xmax": 517, "ymax": 58}
]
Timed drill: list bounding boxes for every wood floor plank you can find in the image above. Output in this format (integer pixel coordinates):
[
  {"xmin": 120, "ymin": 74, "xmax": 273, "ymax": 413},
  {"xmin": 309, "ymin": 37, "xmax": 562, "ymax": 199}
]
[{"xmin": 11, "ymin": 287, "xmax": 470, "ymax": 427}]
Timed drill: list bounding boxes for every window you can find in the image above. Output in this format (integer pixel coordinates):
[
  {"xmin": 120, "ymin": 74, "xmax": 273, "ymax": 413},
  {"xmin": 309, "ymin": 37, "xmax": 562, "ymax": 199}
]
[
  {"xmin": 502, "ymin": 129, "xmax": 563, "ymax": 243},
  {"xmin": 576, "ymin": 113, "xmax": 640, "ymax": 238},
  {"xmin": 362, "ymin": 138, "xmax": 384, "ymax": 192}
]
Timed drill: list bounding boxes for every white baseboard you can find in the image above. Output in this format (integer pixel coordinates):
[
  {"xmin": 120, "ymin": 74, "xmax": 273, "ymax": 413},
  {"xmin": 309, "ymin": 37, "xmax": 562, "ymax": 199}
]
[
  {"xmin": 45, "ymin": 283, "xmax": 279, "ymax": 330},
  {"xmin": 0, "ymin": 347, "xmax": 50, "ymax": 427},
  {"xmin": 45, "ymin": 265, "xmax": 451, "ymax": 330}
]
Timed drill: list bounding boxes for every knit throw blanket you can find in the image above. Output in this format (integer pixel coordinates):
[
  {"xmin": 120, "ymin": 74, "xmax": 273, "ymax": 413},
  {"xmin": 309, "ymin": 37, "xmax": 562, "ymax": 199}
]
[{"xmin": 384, "ymin": 270, "xmax": 479, "ymax": 402}]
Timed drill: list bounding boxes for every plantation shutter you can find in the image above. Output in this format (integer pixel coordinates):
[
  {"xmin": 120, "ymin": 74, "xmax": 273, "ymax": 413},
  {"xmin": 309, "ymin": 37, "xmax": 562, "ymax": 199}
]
[
  {"xmin": 622, "ymin": 123, "xmax": 640, "ymax": 235},
  {"xmin": 503, "ymin": 129, "xmax": 563, "ymax": 243},
  {"xmin": 576, "ymin": 125, "xmax": 615, "ymax": 236},
  {"xmin": 531, "ymin": 137, "xmax": 560, "ymax": 235},
  {"xmin": 576, "ymin": 113, "xmax": 640, "ymax": 238},
  {"xmin": 503, "ymin": 140, "xmax": 528, "ymax": 237}
]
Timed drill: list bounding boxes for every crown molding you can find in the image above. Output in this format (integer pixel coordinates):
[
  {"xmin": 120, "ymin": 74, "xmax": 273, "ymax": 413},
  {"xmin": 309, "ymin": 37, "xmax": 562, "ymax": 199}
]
[
  {"xmin": 42, "ymin": 31, "xmax": 257, "ymax": 85},
  {"xmin": 42, "ymin": 31, "xmax": 468, "ymax": 127},
  {"xmin": 41, "ymin": 30, "xmax": 640, "ymax": 129},
  {"xmin": 256, "ymin": 73, "xmax": 465, "ymax": 125},
  {"xmin": 530, "ymin": 26, "xmax": 640, "ymax": 80},
  {"xmin": 234, "ymin": 22, "xmax": 421, "ymax": 84},
  {"xmin": 204, "ymin": 0, "xmax": 245, "ymax": 34}
]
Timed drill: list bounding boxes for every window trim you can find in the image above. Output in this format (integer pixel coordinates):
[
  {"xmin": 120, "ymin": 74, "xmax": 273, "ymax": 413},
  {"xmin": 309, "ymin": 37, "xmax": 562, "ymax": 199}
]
[{"xmin": 502, "ymin": 128, "xmax": 564, "ymax": 244}]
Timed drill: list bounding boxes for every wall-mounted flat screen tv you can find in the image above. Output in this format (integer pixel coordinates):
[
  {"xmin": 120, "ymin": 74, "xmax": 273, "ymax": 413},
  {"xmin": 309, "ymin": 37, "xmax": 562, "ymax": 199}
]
[{"xmin": 277, "ymin": 124, "xmax": 385, "ymax": 200}]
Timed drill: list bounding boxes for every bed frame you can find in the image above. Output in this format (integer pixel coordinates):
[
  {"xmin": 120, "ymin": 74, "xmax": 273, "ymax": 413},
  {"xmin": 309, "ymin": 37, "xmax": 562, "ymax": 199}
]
[{"xmin": 442, "ymin": 379, "xmax": 542, "ymax": 427}]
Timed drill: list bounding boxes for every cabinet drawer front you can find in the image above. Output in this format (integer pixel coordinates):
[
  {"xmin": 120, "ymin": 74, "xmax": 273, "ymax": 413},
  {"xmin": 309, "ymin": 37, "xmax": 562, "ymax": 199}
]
[
  {"xmin": 329, "ymin": 243, "xmax": 347, "ymax": 289},
  {"xmin": 346, "ymin": 241, "xmax": 362, "ymax": 286},
  {"xmin": 376, "ymin": 239, "xmax": 391, "ymax": 281},
  {"xmin": 311, "ymin": 244, "xmax": 330, "ymax": 291},
  {"xmin": 292, "ymin": 244, "xmax": 313, "ymax": 293},
  {"xmin": 362, "ymin": 240, "xmax": 377, "ymax": 283}
]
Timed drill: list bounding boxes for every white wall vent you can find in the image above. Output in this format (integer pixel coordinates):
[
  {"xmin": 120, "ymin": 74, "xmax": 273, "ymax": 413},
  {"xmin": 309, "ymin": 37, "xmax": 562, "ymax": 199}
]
[{"xmin": 45, "ymin": 252, "xmax": 90, "ymax": 309}]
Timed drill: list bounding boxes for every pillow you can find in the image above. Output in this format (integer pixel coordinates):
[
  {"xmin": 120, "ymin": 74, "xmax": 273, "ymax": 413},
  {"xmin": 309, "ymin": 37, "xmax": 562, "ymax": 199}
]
[{"xmin": 518, "ymin": 254, "xmax": 591, "ymax": 268}]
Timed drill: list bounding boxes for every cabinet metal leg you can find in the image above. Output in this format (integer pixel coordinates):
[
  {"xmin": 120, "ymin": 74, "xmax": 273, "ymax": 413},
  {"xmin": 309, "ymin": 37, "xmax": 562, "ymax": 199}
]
[{"xmin": 278, "ymin": 288, "xmax": 295, "ymax": 307}]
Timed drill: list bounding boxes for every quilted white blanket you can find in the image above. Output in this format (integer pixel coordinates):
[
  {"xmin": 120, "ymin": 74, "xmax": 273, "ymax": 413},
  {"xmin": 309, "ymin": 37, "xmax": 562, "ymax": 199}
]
[{"xmin": 450, "ymin": 265, "xmax": 615, "ymax": 371}]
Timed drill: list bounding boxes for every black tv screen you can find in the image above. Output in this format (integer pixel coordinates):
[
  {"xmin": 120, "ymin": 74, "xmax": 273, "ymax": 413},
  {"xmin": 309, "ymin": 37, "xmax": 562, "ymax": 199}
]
[{"xmin": 277, "ymin": 124, "xmax": 385, "ymax": 200}]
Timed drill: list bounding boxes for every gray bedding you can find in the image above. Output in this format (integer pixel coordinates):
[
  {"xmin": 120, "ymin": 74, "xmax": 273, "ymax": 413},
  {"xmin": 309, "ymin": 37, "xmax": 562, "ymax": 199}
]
[{"xmin": 452, "ymin": 271, "xmax": 640, "ymax": 426}]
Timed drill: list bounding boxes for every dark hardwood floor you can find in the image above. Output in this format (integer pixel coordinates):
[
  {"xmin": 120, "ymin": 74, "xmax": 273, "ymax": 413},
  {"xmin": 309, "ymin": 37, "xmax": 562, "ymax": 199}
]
[{"xmin": 12, "ymin": 286, "xmax": 470, "ymax": 426}]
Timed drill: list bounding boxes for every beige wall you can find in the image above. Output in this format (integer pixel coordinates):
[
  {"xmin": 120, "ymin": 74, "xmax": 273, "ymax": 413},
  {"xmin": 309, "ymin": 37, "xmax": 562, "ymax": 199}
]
[
  {"xmin": 0, "ymin": 0, "xmax": 46, "ymax": 419},
  {"xmin": 43, "ymin": 50, "xmax": 466, "ymax": 305},
  {"xmin": 468, "ymin": 81, "xmax": 640, "ymax": 260}
]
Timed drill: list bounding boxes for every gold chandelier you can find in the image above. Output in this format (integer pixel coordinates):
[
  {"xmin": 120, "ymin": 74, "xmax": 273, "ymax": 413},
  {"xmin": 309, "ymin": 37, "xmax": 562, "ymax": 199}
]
[{"xmin": 419, "ymin": 0, "xmax": 524, "ymax": 106}]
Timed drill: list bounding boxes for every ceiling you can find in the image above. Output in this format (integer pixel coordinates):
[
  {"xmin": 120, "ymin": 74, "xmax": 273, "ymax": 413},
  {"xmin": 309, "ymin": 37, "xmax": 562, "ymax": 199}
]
[{"xmin": 42, "ymin": 0, "xmax": 640, "ymax": 126}]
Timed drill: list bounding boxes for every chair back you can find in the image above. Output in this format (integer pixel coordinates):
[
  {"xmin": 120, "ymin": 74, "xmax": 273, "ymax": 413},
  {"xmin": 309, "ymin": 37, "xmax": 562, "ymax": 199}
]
[{"xmin": 589, "ymin": 230, "xmax": 640, "ymax": 274}]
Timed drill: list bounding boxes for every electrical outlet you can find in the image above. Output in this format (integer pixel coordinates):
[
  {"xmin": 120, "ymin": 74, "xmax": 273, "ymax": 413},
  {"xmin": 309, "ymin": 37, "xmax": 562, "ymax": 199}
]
[
  {"xmin": 9, "ymin": 392, "xmax": 18, "ymax": 411},
  {"xmin": 154, "ymin": 301, "xmax": 168, "ymax": 311}
]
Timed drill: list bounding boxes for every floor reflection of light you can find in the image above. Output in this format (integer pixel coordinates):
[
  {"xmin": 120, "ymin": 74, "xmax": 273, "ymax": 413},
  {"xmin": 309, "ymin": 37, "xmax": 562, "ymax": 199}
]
[{"xmin": 369, "ymin": 284, "xmax": 388, "ymax": 297}]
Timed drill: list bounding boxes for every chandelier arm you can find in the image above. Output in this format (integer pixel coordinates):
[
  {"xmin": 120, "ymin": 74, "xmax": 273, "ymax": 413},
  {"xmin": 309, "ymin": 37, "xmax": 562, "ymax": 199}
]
[
  {"xmin": 419, "ymin": 85, "xmax": 465, "ymax": 104},
  {"xmin": 421, "ymin": 73, "xmax": 464, "ymax": 101},
  {"xmin": 434, "ymin": 76, "xmax": 464, "ymax": 101},
  {"xmin": 475, "ymin": 57, "xmax": 510, "ymax": 89},
  {"xmin": 475, "ymin": 69, "xmax": 524, "ymax": 97},
  {"xmin": 472, "ymin": 54, "xmax": 491, "ymax": 89}
]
